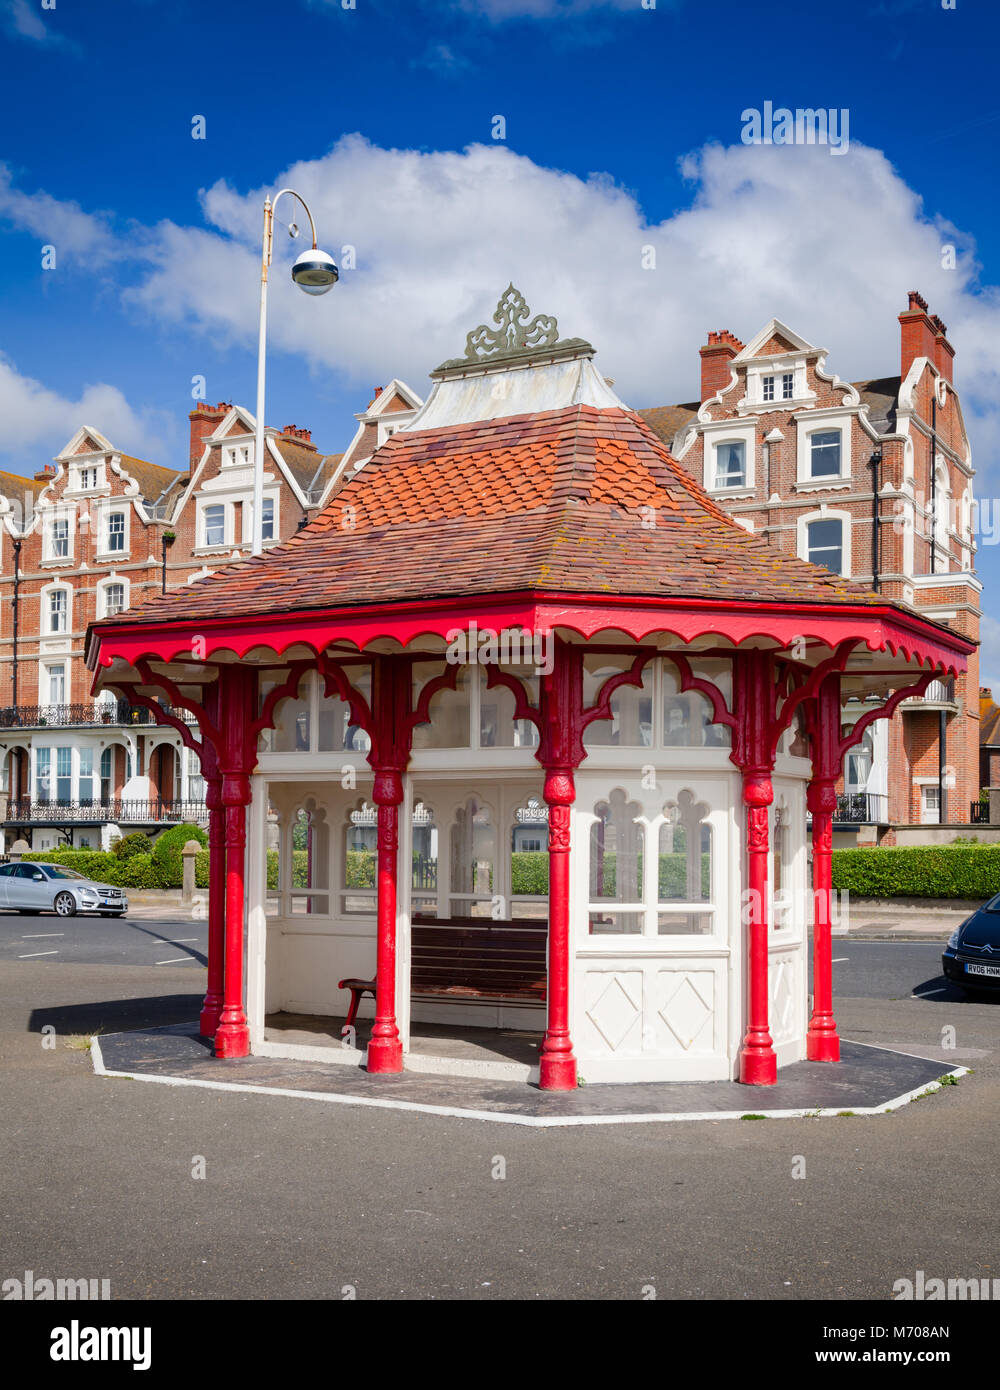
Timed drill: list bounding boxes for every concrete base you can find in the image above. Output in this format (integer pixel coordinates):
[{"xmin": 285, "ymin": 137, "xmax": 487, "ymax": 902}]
[{"xmin": 91, "ymin": 1023, "xmax": 965, "ymax": 1128}]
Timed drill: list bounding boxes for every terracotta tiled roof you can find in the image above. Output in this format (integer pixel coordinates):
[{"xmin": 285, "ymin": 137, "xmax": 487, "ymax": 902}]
[
  {"xmin": 100, "ymin": 404, "xmax": 894, "ymax": 627},
  {"xmin": 638, "ymin": 402, "xmax": 699, "ymax": 450}
]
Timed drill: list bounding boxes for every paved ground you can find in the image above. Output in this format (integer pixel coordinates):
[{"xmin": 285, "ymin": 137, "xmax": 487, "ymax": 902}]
[{"xmin": 1, "ymin": 909, "xmax": 996, "ymax": 1302}]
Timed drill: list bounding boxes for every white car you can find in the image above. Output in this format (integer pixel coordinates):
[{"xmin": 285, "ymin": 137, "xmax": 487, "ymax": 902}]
[{"xmin": 0, "ymin": 862, "xmax": 128, "ymax": 917}]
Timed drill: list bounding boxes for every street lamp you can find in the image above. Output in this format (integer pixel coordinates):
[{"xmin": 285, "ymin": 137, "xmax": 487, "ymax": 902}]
[{"xmin": 252, "ymin": 188, "xmax": 337, "ymax": 557}]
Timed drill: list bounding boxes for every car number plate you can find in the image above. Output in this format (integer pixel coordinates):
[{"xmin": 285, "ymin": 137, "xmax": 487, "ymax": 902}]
[{"xmin": 966, "ymin": 962, "xmax": 1000, "ymax": 977}]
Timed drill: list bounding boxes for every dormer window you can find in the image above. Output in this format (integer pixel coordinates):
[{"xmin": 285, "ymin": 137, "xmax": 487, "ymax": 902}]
[
  {"xmin": 223, "ymin": 444, "xmax": 252, "ymax": 469},
  {"xmin": 762, "ymin": 373, "xmax": 794, "ymax": 403}
]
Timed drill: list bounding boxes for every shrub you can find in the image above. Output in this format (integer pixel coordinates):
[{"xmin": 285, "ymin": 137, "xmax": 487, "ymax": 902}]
[
  {"xmin": 511, "ymin": 852, "xmax": 548, "ymax": 896},
  {"xmin": 22, "ymin": 848, "xmax": 165, "ymax": 889},
  {"xmin": 831, "ymin": 845, "xmax": 1000, "ymax": 899},
  {"xmin": 196, "ymin": 850, "xmax": 210, "ymax": 890},
  {"xmin": 115, "ymin": 853, "xmax": 162, "ymax": 889},
  {"xmin": 151, "ymin": 822, "xmax": 208, "ymax": 888},
  {"xmin": 113, "ymin": 832, "xmax": 151, "ymax": 861}
]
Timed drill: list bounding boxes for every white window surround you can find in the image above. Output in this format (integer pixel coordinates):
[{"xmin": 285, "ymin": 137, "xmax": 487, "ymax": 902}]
[
  {"xmin": 69, "ymin": 461, "xmax": 106, "ymax": 492},
  {"xmin": 743, "ymin": 358, "xmax": 813, "ymax": 410},
  {"xmin": 43, "ymin": 510, "xmax": 75, "ymax": 564},
  {"xmin": 42, "ymin": 660, "xmax": 68, "ymax": 704},
  {"xmin": 222, "ymin": 441, "xmax": 253, "ymax": 470},
  {"xmin": 241, "ymin": 492, "xmax": 279, "ymax": 546},
  {"xmin": 797, "ymin": 508, "xmax": 852, "ymax": 578},
  {"xmin": 197, "ymin": 500, "xmax": 231, "ymax": 550},
  {"xmin": 41, "ymin": 582, "xmax": 73, "ymax": 635},
  {"xmin": 97, "ymin": 575, "xmax": 129, "ymax": 617},
  {"xmin": 795, "ymin": 410, "xmax": 853, "ymax": 487},
  {"xmin": 95, "ymin": 502, "xmax": 130, "ymax": 559},
  {"xmin": 702, "ymin": 421, "xmax": 757, "ymax": 494}
]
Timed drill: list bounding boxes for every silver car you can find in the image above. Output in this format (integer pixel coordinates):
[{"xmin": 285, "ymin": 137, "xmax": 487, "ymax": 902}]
[{"xmin": 0, "ymin": 862, "xmax": 128, "ymax": 917}]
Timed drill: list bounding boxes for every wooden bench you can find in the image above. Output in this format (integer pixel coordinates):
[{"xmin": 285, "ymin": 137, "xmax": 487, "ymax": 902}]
[{"xmin": 338, "ymin": 917, "xmax": 547, "ymax": 1035}]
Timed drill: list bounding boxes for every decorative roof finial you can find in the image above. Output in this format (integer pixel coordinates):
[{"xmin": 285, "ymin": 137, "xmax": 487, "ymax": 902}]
[{"xmin": 432, "ymin": 284, "xmax": 593, "ymax": 377}]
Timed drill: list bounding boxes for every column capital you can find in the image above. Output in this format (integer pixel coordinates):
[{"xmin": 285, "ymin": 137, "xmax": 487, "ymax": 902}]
[{"xmin": 372, "ymin": 767, "xmax": 404, "ymax": 807}]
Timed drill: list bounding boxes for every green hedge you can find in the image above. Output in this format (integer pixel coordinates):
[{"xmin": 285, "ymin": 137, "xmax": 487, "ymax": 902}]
[
  {"xmin": 831, "ymin": 845, "xmax": 1000, "ymax": 899},
  {"xmin": 151, "ymin": 823, "xmax": 208, "ymax": 888},
  {"xmin": 22, "ymin": 849, "xmax": 165, "ymax": 889}
]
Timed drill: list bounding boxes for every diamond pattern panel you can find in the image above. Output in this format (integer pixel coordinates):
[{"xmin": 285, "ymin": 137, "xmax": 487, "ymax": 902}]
[
  {"xmin": 770, "ymin": 956, "xmax": 797, "ymax": 1043},
  {"xmin": 656, "ymin": 972, "xmax": 715, "ymax": 1054},
  {"xmin": 584, "ymin": 973, "xmax": 642, "ymax": 1053}
]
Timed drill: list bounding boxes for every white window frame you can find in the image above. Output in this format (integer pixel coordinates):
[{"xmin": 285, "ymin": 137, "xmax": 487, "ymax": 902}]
[
  {"xmin": 222, "ymin": 442, "xmax": 253, "ymax": 470},
  {"xmin": 242, "ymin": 492, "xmax": 279, "ymax": 546},
  {"xmin": 44, "ymin": 511, "xmax": 74, "ymax": 563},
  {"xmin": 42, "ymin": 582, "xmax": 72, "ymax": 635},
  {"xmin": 98, "ymin": 575, "xmax": 129, "ymax": 617},
  {"xmin": 798, "ymin": 508, "xmax": 851, "ymax": 578},
  {"xmin": 745, "ymin": 358, "xmax": 811, "ymax": 409},
  {"xmin": 198, "ymin": 501, "xmax": 229, "ymax": 549},
  {"xmin": 104, "ymin": 508, "xmax": 128, "ymax": 556},
  {"xmin": 795, "ymin": 410, "xmax": 853, "ymax": 487},
  {"xmin": 703, "ymin": 421, "xmax": 756, "ymax": 495},
  {"xmin": 43, "ymin": 661, "xmax": 67, "ymax": 705}
]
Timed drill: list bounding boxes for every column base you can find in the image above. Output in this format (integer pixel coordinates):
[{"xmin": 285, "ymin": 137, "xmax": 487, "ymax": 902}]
[
  {"xmin": 214, "ymin": 1020, "xmax": 250, "ymax": 1058},
  {"xmin": 538, "ymin": 1053, "xmax": 578, "ymax": 1091},
  {"xmin": 806, "ymin": 1024, "xmax": 841, "ymax": 1063},
  {"xmin": 366, "ymin": 1035, "xmax": 403, "ymax": 1074},
  {"xmin": 199, "ymin": 1000, "xmax": 222, "ymax": 1039},
  {"xmin": 739, "ymin": 1044, "xmax": 777, "ymax": 1085}
]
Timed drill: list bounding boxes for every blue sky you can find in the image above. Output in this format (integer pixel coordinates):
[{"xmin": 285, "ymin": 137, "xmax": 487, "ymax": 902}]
[{"xmin": 0, "ymin": 0, "xmax": 998, "ymax": 672}]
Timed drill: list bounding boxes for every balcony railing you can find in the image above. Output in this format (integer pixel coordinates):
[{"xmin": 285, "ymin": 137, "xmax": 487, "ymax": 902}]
[
  {"xmin": 834, "ymin": 792, "xmax": 889, "ymax": 824},
  {"xmin": 3, "ymin": 799, "xmax": 208, "ymax": 826},
  {"xmin": 0, "ymin": 701, "xmax": 198, "ymax": 730},
  {"xmin": 901, "ymin": 679, "xmax": 957, "ymax": 709},
  {"xmin": 971, "ymin": 801, "xmax": 991, "ymax": 825}
]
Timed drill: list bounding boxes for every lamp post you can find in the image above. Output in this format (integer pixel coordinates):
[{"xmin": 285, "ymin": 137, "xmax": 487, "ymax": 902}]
[{"xmin": 252, "ymin": 189, "xmax": 337, "ymax": 557}]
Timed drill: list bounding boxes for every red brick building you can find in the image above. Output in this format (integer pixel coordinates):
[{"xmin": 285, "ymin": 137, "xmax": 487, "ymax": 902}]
[
  {"xmin": 0, "ymin": 383, "xmax": 421, "ymax": 849},
  {"xmin": 641, "ymin": 292, "xmax": 980, "ymax": 836}
]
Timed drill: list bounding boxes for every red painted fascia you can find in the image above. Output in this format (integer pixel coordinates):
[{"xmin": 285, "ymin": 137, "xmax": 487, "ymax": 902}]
[{"xmin": 86, "ymin": 588, "xmax": 974, "ymax": 679}]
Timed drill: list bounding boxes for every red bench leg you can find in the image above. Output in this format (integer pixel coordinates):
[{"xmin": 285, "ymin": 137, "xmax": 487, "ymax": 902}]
[{"xmin": 339, "ymin": 980, "xmax": 374, "ymax": 1037}]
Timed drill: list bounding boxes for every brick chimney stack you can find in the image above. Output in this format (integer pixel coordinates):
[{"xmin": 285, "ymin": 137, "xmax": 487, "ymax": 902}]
[
  {"xmin": 34, "ymin": 463, "xmax": 56, "ymax": 483},
  {"xmin": 281, "ymin": 425, "xmax": 317, "ymax": 451},
  {"xmin": 899, "ymin": 292, "xmax": 955, "ymax": 383},
  {"xmin": 189, "ymin": 402, "xmax": 231, "ymax": 468},
  {"xmin": 700, "ymin": 330, "xmax": 744, "ymax": 403}
]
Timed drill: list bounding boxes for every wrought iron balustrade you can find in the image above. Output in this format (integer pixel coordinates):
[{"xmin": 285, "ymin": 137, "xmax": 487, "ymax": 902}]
[
  {"xmin": 3, "ymin": 798, "xmax": 208, "ymax": 826},
  {"xmin": 971, "ymin": 801, "xmax": 991, "ymax": 824},
  {"xmin": 0, "ymin": 701, "xmax": 198, "ymax": 729},
  {"xmin": 834, "ymin": 792, "xmax": 889, "ymax": 824}
]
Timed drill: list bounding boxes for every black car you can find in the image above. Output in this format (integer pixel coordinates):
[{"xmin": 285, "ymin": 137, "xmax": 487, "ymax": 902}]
[{"xmin": 942, "ymin": 895, "xmax": 1000, "ymax": 996}]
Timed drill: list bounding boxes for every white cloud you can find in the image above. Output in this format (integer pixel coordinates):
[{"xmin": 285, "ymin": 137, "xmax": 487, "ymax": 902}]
[
  {"xmin": 112, "ymin": 136, "xmax": 999, "ymax": 491},
  {"xmin": 0, "ymin": 354, "xmax": 166, "ymax": 463},
  {"xmin": 2, "ymin": 0, "xmax": 78, "ymax": 50},
  {"xmin": 0, "ymin": 163, "xmax": 115, "ymax": 263}
]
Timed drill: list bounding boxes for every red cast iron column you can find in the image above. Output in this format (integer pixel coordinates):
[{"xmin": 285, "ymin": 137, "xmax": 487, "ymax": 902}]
[
  {"xmin": 199, "ymin": 772, "xmax": 226, "ymax": 1038},
  {"xmin": 540, "ymin": 768, "xmax": 577, "ymax": 1090},
  {"xmin": 213, "ymin": 667, "xmax": 256, "ymax": 1059},
  {"xmin": 366, "ymin": 768, "xmax": 404, "ymax": 1074},
  {"xmin": 806, "ymin": 673, "xmax": 843, "ymax": 1062},
  {"xmin": 734, "ymin": 650, "xmax": 777, "ymax": 1086}
]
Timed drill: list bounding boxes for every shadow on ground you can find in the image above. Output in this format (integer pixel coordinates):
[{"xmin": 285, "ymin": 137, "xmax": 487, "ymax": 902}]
[
  {"xmin": 911, "ymin": 973, "xmax": 998, "ymax": 1004},
  {"xmin": 28, "ymin": 994, "xmax": 205, "ymax": 1038}
]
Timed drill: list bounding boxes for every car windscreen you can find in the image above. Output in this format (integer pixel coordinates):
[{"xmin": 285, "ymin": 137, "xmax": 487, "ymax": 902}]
[
  {"xmin": 41, "ymin": 866, "xmax": 88, "ymax": 880},
  {"xmin": 985, "ymin": 893, "xmax": 1000, "ymax": 913}
]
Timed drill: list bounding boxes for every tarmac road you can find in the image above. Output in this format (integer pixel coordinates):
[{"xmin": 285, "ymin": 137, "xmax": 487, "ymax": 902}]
[{"xmin": 0, "ymin": 915, "xmax": 996, "ymax": 1302}]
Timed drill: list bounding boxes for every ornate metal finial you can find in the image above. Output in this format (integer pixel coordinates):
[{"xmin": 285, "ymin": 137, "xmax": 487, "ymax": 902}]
[
  {"xmin": 464, "ymin": 284, "xmax": 559, "ymax": 360},
  {"xmin": 432, "ymin": 284, "xmax": 593, "ymax": 377}
]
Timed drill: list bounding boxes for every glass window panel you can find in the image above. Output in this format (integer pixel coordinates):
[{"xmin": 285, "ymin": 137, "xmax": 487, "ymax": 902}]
[
  {"xmin": 810, "ymin": 430, "xmax": 842, "ymax": 478},
  {"xmin": 511, "ymin": 796, "xmax": 549, "ymax": 917},
  {"xmin": 411, "ymin": 664, "xmax": 471, "ymax": 749},
  {"xmin": 108, "ymin": 512, "xmax": 126, "ymax": 550},
  {"xmin": 657, "ymin": 912, "xmax": 714, "ymax": 935},
  {"xmin": 583, "ymin": 656, "xmax": 653, "ymax": 748},
  {"xmin": 772, "ymin": 805, "xmax": 790, "ymax": 930},
  {"xmin": 204, "ymin": 505, "xmax": 225, "ymax": 546},
  {"xmin": 716, "ymin": 440, "xmax": 746, "ymax": 487},
  {"xmin": 479, "ymin": 667, "xmax": 539, "ymax": 748},
  {"xmin": 781, "ymin": 372, "xmax": 794, "ymax": 399},
  {"xmin": 662, "ymin": 661, "xmax": 731, "ymax": 748},
  {"xmin": 807, "ymin": 518, "xmax": 844, "ymax": 575},
  {"xmin": 589, "ymin": 790, "xmax": 643, "ymax": 902},
  {"xmin": 589, "ymin": 910, "xmax": 643, "ymax": 935},
  {"xmin": 658, "ymin": 796, "xmax": 712, "ymax": 903},
  {"xmin": 449, "ymin": 797, "xmax": 495, "ymax": 915},
  {"xmin": 411, "ymin": 803, "xmax": 438, "ymax": 917},
  {"xmin": 343, "ymin": 803, "xmax": 376, "ymax": 915}
]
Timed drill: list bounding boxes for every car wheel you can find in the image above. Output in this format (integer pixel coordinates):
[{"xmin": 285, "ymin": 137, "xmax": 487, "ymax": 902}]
[{"xmin": 53, "ymin": 892, "xmax": 77, "ymax": 918}]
